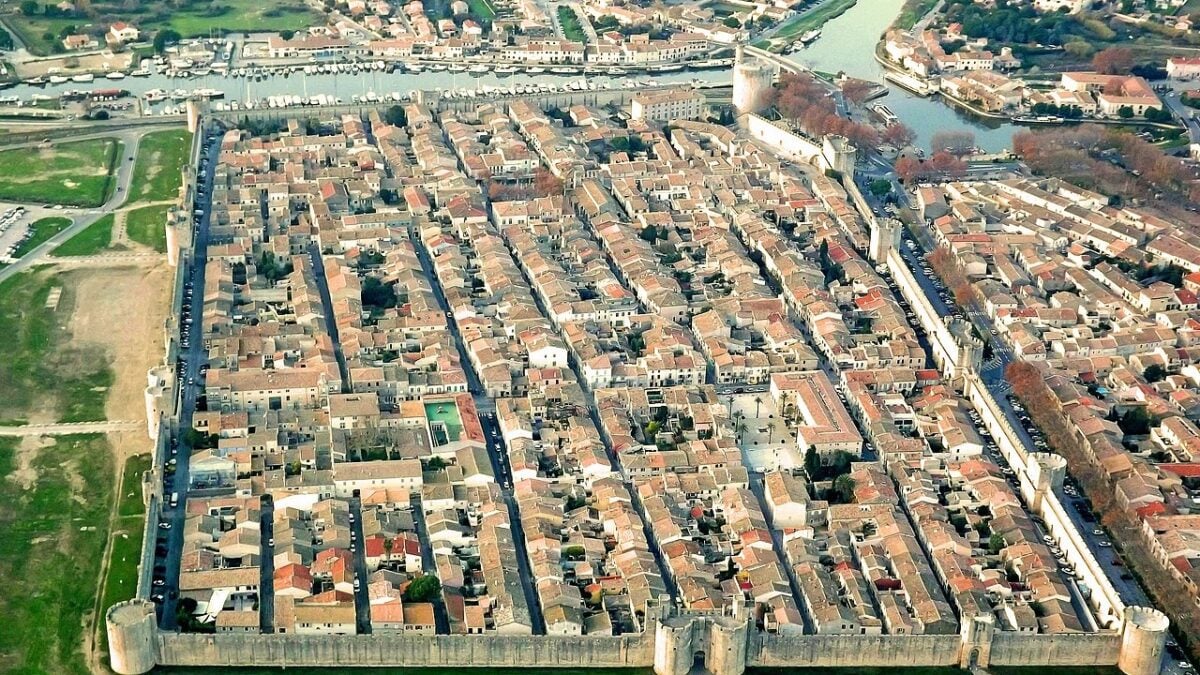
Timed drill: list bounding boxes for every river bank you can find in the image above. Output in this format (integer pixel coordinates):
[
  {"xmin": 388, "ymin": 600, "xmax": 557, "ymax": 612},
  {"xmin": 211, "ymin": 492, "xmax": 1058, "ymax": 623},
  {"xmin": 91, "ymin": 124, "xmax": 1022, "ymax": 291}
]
[{"xmin": 789, "ymin": 0, "xmax": 1019, "ymax": 152}]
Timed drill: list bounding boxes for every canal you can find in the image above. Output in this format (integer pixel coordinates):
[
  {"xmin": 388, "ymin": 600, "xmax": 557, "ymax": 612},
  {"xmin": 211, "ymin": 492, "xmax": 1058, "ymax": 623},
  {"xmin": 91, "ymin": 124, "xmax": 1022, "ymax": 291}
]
[
  {"xmin": 789, "ymin": 0, "xmax": 1021, "ymax": 152},
  {"xmin": 4, "ymin": 0, "xmax": 1019, "ymax": 151}
]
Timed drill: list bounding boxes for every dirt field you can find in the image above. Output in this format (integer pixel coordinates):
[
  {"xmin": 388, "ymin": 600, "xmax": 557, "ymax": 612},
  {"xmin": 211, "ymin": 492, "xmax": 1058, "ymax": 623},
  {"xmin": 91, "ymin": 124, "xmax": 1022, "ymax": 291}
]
[{"xmin": 63, "ymin": 263, "xmax": 172, "ymax": 462}]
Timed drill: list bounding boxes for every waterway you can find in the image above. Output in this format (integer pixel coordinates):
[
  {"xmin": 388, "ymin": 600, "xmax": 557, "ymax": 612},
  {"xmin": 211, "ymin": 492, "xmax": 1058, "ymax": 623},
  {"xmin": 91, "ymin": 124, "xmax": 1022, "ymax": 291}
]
[
  {"xmin": 789, "ymin": 0, "xmax": 1020, "ymax": 152},
  {"xmin": 1, "ymin": 0, "xmax": 1017, "ymax": 151}
]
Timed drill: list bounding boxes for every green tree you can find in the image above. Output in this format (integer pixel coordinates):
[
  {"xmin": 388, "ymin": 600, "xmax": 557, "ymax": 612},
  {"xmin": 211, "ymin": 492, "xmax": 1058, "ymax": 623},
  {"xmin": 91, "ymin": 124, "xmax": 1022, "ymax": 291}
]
[
  {"xmin": 153, "ymin": 29, "xmax": 182, "ymax": 53},
  {"xmin": 723, "ymin": 16, "xmax": 741, "ymax": 28},
  {"xmin": 384, "ymin": 105, "xmax": 407, "ymax": 128},
  {"xmin": 1143, "ymin": 364, "xmax": 1167, "ymax": 383},
  {"xmin": 279, "ymin": 29, "xmax": 296, "ymax": 40},
  {"xmin": 404, "ymin": 574, "xmax": 442, "ymax": 602},
  {"xmin": 869, "ymin": 178, "xmax": 893, "ymax": 197},
  {"xmin": 19, "ymin": 0, "xmax": 37, "ymax": 14},
  {"xmin": 832, "ymin": 474, "xmax": 856, "ymax": 503},
  {"xmin": 988, "ymin": 532, "xmax": 1006, "ymax": 554},
  {"xmin": 1117, "ymin": 106, "xmax": 1134, "ymax": 119},
  {"xmin": 1118, "ymin": 407, "xmax": 1156, "ymax": 435},
  {"xmin": 361, "ymin": 276, "xmax": 397, "ymax": 309}
]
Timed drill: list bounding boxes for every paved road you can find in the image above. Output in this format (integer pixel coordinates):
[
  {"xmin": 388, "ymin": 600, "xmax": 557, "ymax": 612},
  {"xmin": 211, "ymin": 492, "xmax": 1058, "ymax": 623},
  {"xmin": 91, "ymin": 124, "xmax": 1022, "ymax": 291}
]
[
  {"xmin": 154, "ymin": 126, "xmax": 221, "ymax": 629},
  {"xmin": 348, "ymin": 495, "xmax": 372, "ymax": 634},
  {"xmin": 0, "ymin": 420, "xmax": 142, "ymax": 436},
  {"xmin": 258, "ymin": 496, "xmax": 276, "ymax": 632},
  {"xmin": 307, "ymin": 243, "xmax": 352, "ymax": 392},
  {"xmin": 0, "ymin": 128, "xmax": 145, "ymax": 284},
  {"xmin": 1159, "ymin": 85, "xmax": 1200, "ymax": 144},
  {"xmin": 870, "ymin": 179, "xmax": 1196, "ymax": 669},
  {"xmin": 408, "ymin": 229, "xmax": 546, "ymax": 634}
]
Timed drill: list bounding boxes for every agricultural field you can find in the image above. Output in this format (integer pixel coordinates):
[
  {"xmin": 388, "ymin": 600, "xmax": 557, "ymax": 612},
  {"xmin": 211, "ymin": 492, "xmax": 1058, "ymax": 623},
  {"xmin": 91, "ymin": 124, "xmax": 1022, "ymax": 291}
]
[{"xmin": 0, "ymin": 138, "xmax": 120, "ymax": 207}]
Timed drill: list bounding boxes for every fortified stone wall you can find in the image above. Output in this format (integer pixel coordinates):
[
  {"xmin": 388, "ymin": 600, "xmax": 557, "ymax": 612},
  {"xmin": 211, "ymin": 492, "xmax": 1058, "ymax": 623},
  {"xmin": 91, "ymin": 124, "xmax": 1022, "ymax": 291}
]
[
  {"xmin": 964, "ymin": 374, "xmax": 1126, "ymax": 628},
  {"xmin": 745, "ymin": 114, "xmax": 824, "ymax": 166},
  {"xmin": 751, "ymin": 633, "xmax": 962, "ymax": 668},
  {"xmin": 987, "ymin": 632, "xmax": 1122, "ymax": 667},
  {"xmin": 156, "ymin": 631, "xmax": 657, "ymax": 669}
]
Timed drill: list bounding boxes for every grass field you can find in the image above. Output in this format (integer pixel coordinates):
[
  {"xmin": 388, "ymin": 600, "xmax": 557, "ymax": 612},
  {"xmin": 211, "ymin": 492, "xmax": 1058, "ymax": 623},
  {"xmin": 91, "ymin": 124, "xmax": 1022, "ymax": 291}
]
[
  {"xmin": 126, "ymin": 205, "xmax": 170, "ymax": 252},
  {"xmin": 774, "ymin": 0, "xmax": 858, "ymax": 40},
  {"xmin": 96, "ymin": 453, "xmax": 151, "ymax": 660},
  {"xmin": 6, "ymin": 0, "xmax": 317, "ymax": 54},
  {"xmin": 0, "ymin": 433, "xmax": 115, "ymax": 675},
  {"xmin": 558, "ymin": 5, "xmax": 588, "ymax": 42},
  {"xmin": 894, "ymin": 0, "xmax": 940, "ymax": 30},
  {"xmin": 467, "ymin": 0, "xmax": 496, "ymax": 19},
  {"xmin": 0, "ymin": 138, "xmax": 120, "ymax": 207},
  {"xmin": 155, "ymin": 0, "xmax": 316, "ymax": 36},
  {"xmin": 129, "ymin": 128, "xmax": 192, "ymax": 204},
  {"xmin": 54, "ymin": 214, "xmax": 115, "ymax": 257},
  {"xmin": 0, "ymin": 268, "xmax": 113, "ymax": 422},
  {"xmin": 11, "ymin": 217, "xmax": 71, "ymax": 258},
  {"xmin": 1, "ymin": 14, "xmax": 84, "ymax": 57}
]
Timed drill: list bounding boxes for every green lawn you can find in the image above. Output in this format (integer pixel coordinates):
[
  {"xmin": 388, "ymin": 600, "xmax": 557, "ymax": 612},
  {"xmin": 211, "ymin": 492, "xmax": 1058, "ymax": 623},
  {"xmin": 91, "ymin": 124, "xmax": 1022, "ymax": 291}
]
[
  {"xmin": 894, "ymin": 0, "xmax": 940, "ymax": 30},
  {"xmin": 59, "ymin": 368, "xmax": 113, "ymax": 423},
  {"xmin": 0, "ymin": 138, "xmax": 120, "ymax": 207},
  {"xmin": 774, "ymin": 0, "xmax": 858, "ymax": 40},
  {"xmin": 54, "ymin": 214, "xmax": 115, "ymax": 257},
  {"xmin": 129, "ymin": 128, "xmax": 192, "ymax": 204},
  {"xmin": 126, "ymin": 204, "xmax": 170, "ymax": 253},
  {"xmin": 96, "ymin": 453, "xmax": 151, "ymax": 661},
  {"xmin": 146, "ymin": 0, "xmax": 316, "ymax": 36},
  {"xmin": 0, "ymin": 434, "xmax": 115, "ymax": 675},
  {"xmin": 1, "ymin": 14, "xmax": 87, "ymax": 56},
  {"xmin": 467, "ymin": 0, "xmax": 496, "ymax": 20},
  {"xmin": 557, "ymin": 5, "xmax": 587, "ymax": 42},
  {"xmin": 0, "ymin": 269, "xmax": 114, "ymax": 422},
  {"xmin": 11, "ymin": 217, "xmax": 72, "ymax": 259},
  {"xmin": 117, "ymin": 454, "xmax": 151, "ymax": 518}
]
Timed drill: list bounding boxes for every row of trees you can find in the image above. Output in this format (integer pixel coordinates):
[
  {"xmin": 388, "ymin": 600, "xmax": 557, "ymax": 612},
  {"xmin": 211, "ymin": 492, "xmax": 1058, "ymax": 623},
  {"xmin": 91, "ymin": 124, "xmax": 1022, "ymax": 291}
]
[
  {"xmin": 771, "ymin": 72, "xmax": 893, "ymax": 151},
  {"xmin": 1011, "ymin": 125, "xmax": 1200, "ymax": 207},
  {"xmin": 894, "ymin": 151, "xmax": 967, "ymax": 185},
  {"xmin": 926, "ymin": 247, "xmax": 978, "ymax": 306},
  {"xmin": 1005, "ymin": 361, "xmax": 1200, "ymax": 661}
]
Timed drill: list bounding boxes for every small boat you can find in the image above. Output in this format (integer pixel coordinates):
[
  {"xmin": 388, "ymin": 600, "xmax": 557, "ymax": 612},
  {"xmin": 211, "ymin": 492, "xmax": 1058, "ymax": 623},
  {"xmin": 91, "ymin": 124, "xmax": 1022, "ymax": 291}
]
[
  {"xmin": 526, "ymin": 66, "xmax": 546, "ymax": 74},
  {"xmin": 495, "ymin": 66, "xmax": 517, "ymax": 75},
  {"xmin": 469, "ymin": 64, "xmax": 489, "ymax": 74},
  {"xmin": 800, "ymin": 29, "xmax": 822, "ymax": 44},
  {"xmin": 71, "ymin": 73, "xmax": 94, "ymax": 82},
  {"xmin": 105, "ymin": 71, "xmax": 126, "ymax": 80}
]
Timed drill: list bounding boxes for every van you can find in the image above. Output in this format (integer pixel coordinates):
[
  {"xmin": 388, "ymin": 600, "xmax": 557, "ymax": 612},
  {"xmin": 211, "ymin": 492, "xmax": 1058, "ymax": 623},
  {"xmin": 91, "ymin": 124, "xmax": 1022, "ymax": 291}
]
[{"xmin": 170, "ymin": 491, "xmax": 179, "ymax": 507}]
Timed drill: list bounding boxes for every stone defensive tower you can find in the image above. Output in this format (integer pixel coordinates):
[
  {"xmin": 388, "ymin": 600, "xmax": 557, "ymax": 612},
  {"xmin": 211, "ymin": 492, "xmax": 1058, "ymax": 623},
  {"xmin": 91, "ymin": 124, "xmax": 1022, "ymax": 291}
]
[
  {"xmin": 1024, "ymin": 452, "xmax": 1067, "ymax": 512},
  {"xmin": 1118, "ymin": 606, "xmax": 1169, "ymax": 675},
  {"xmin": 869, "ymin": 216, "xmax": 901, "ymax": 264},
  {"xmin": 185, "ymin": 98, "xmax": 206, "ymax": 134},
  {"xmin": 732, "ymin": 45, "xmax": 777, "ymax": 115},
  {"xmin": 107, "ymin": 600, "xmax": 157, "ymax": 675}
]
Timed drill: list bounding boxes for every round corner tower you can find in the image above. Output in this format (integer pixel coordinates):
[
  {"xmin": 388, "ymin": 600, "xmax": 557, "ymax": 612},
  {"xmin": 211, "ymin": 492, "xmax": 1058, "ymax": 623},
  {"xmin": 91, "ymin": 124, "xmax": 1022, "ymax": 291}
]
[
  {"xmin": 1118, "ymin": 606, "xmax": 1169, "ymax": 675},
  {"xmin": 732, "ymin": 45, "xmax": 777, "ymax": 116},
  {"xmin": 107, "ymin": 599, "xmax": 158, "ymax": 675}
]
